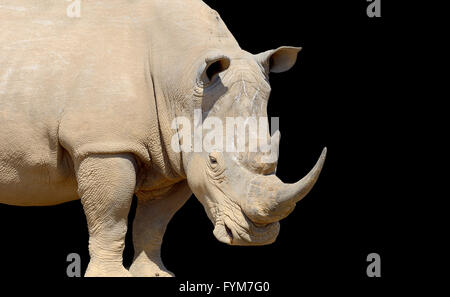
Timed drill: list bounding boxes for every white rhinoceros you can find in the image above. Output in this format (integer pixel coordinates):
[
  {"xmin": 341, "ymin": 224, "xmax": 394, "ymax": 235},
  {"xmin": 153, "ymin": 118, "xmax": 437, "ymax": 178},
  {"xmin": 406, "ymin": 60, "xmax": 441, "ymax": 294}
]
[{"xmin": 0, "ymin": 0, "xmax": 326, "ymax": 277}]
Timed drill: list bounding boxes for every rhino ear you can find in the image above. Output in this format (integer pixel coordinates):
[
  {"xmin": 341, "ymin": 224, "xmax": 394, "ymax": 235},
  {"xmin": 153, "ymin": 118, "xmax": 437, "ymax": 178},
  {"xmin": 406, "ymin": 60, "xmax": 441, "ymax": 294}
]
[{"xmin": 255, "ymin": 46, "xmax": 302, "ymax": 73}]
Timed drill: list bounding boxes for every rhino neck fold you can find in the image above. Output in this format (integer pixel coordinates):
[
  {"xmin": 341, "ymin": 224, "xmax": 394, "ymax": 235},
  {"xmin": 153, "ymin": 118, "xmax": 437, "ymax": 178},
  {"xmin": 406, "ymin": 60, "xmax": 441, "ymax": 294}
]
[{"xmin": 149, "ymin": 72, "xmax": 186, "ymax": 181}]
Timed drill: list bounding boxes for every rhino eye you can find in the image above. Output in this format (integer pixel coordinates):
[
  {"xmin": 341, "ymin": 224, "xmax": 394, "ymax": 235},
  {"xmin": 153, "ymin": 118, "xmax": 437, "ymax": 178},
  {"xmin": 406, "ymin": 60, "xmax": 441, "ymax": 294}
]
[{"xmin": 209, "ymin": 155, "xmax": 218, "ymax": 164}]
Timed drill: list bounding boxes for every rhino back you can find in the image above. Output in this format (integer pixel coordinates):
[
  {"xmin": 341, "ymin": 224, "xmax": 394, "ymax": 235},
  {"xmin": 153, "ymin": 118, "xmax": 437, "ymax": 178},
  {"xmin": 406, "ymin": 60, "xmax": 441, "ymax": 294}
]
[{"xmin": 0, "ymin": 1, "xmax": 158, "ymax": 205}]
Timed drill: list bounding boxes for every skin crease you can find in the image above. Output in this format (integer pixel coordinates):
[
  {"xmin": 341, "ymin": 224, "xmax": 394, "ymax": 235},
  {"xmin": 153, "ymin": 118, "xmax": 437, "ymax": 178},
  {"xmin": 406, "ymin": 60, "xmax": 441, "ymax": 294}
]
[{"xmin": 0, "ymin": 0, "xmax": 325, "ymax": 276}]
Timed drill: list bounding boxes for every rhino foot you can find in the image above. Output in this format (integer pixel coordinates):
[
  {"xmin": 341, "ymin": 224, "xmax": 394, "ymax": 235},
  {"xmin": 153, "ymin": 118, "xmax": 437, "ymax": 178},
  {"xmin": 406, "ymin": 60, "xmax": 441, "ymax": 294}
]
[
  {"xmin": 129, "ymin": 261, "xmax": 175, "ymax": 277},
  {"xmin": 84, "ymin": 262, "xmax": 132, "ymax": 277}
]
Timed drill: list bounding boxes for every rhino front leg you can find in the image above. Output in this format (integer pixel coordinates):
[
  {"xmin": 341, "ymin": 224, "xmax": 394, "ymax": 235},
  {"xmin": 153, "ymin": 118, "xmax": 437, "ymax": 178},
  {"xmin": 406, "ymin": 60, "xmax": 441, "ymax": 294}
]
[
  {"xmin": 130, "ymin": 181, "xmax": 191, "ymax": 277},
  {"xmin": 75, "ymin": 153, "xmax": 137, "ymax": 277}
]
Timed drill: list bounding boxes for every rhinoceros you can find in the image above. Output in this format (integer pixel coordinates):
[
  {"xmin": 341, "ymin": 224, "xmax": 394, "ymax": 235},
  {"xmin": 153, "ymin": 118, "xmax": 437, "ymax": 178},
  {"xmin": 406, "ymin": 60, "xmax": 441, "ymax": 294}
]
[{"xmin": 0, "ymin": 0, "xmax": 326, "ymax": 277}]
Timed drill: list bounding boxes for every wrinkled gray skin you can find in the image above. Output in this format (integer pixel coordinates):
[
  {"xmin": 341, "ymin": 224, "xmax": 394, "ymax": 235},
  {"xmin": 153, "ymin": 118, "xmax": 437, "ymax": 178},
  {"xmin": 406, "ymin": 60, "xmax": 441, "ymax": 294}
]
[{"xmin": 0, "ymin": 0, "xmax": 326, "ymax": 277}]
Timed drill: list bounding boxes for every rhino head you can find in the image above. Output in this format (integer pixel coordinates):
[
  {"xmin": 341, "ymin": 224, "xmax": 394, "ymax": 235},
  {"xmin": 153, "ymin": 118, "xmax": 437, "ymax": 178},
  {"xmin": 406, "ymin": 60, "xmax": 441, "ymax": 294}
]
[{"xmin": 174, "ymin": 46, "xmax": 326, "ymax": 246}]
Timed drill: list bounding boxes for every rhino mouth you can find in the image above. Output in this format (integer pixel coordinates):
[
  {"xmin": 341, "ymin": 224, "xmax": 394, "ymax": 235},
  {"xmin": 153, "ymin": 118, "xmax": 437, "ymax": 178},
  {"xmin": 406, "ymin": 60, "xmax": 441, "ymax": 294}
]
[
  {"xmin": 224, "ymin": 224, "xmax": 234, "ymax": 240},
  {"xmin": 213, "ymin": 211, "xmax": 280, "ymax": 245}
]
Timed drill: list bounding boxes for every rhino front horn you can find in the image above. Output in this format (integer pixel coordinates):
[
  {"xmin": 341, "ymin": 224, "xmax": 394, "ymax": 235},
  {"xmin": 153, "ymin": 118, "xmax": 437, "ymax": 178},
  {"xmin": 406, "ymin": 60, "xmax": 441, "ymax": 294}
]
[{"xmin": 243, "ymin": 148, "xmax": 327, "ymax": 225}]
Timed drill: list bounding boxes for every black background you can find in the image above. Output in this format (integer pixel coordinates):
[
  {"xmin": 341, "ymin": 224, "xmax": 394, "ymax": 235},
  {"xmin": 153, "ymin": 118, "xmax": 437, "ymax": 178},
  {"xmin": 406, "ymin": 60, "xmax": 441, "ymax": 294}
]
[{"xmin": 0, "ymin": 0, "xmax": 414, "ymax": 294}]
